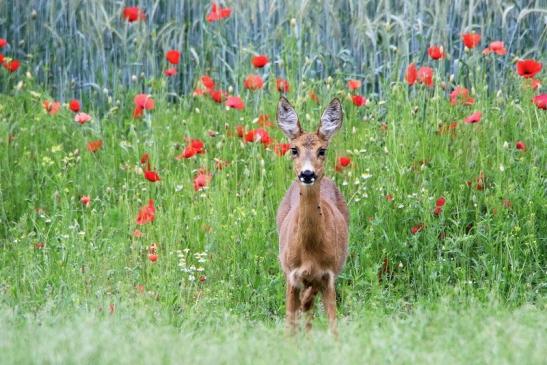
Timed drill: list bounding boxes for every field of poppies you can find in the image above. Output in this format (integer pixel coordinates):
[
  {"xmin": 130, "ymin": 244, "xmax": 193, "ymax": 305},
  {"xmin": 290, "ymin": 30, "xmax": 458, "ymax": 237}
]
[{"xmin": 0, "ymin": 1, "xmax": 546, "ymax": 364}]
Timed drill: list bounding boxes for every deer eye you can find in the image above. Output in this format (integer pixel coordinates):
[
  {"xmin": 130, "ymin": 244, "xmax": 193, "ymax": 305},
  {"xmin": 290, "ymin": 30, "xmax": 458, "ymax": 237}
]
[
  {"xmin": 318, "ymin": 148, "xmax": 327, "ymax": 157},
  {"xmin": 290, "ymin": 147, "xmax": 298, "ymax": 157}
]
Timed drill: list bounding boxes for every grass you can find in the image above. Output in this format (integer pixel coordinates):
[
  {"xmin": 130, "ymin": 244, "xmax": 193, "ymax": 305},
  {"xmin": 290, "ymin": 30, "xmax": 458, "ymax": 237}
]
[{"xmin": 0, "ymin": 0, "xmax": 546, "ymax": 363}]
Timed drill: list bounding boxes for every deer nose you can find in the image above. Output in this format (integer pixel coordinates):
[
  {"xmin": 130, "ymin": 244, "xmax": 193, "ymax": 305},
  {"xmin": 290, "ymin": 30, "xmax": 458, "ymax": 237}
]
[{"xmin": 298, "ymin": 170, "xmax": 317, "ymax": 184}]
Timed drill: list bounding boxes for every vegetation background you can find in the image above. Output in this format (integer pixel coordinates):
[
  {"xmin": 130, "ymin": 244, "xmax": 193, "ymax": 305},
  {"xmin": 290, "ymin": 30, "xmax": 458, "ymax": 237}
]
[{"xmin": 0, "ymin": 0, "xmax": 545, "ymax": 364}]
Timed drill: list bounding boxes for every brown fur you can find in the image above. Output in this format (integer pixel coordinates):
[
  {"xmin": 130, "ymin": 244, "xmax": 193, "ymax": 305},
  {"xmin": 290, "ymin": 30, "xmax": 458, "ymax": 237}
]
[{"xmin": 276, "ymin": 97, "xmax": 349, "ymax": 335}]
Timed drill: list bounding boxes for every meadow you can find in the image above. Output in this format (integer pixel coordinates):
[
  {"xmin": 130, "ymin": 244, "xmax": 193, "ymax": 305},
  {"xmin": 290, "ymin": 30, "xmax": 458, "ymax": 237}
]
[{"xmin": 0, "ymin": 1, "xmax": 546, "ymax": 364}]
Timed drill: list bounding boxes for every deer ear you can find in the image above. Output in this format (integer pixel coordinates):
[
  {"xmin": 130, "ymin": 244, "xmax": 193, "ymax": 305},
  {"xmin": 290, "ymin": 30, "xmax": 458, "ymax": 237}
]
[
  {"xmin": 277, "ymin": 97, "xmax": 302, "ymax": 140},
  {"xmin": 318, "ymin": 98, "xmax": 343, "ymax": 141}
]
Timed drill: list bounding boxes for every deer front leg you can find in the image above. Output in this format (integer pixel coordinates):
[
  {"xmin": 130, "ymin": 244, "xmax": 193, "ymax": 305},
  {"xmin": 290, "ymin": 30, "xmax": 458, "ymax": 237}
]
[
  {"xmin": 286, "ymin": 283, "xmax": 300, "ymax": 334},
  {"xmin": 321, "ymin": 278, "xmax": 338, "ymax": 337}
]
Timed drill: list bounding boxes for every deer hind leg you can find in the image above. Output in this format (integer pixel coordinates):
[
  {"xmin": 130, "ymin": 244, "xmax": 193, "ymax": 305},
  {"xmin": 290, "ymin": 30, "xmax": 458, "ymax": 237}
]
[
  {"xmin": 321, "ymin": 271, "xmax": 338, "ymax": 337},
  {"xmin": 285, "ymin": 283, "xmax": 301, "ymax": 335},
  {"xmin": 300, "ymin": 285, "xmax": 318, "ymax": 332}
]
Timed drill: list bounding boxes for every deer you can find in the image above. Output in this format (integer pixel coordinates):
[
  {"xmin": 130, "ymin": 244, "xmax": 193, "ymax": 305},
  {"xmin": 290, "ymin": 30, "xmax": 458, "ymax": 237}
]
[{"xmin": 276, "ymin": 96, "xmax": 349, "ymax": 336}]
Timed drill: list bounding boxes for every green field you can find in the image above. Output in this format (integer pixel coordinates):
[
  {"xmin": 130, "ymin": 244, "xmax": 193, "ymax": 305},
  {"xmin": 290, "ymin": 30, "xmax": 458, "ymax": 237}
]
[{"xmin": 0, "ymin": 1, "xmax": 546, "ymax": 364}]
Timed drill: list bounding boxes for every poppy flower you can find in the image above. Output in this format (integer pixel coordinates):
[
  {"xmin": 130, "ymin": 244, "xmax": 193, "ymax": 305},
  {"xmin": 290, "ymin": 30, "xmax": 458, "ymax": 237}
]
[
  {"xmin": 225, "ymin": 96, "xmax": 245, "ymax": 110},
  {"xmin": 308, "ymin": 90, "xmax": 319, "ymax": 103},
  {"xmin": 436, "ymin": 196, "xmax": 446, "ymax": 207},
  {"xmin": 462, "ymin": 33, "xmax": 481, "ymax": 48},
  {"xmin": 245, "ymin": 128, "xmax": 271, "ymax": 145},
  {"xmin": 464, "ymin": 111, "xmax": 481, "ymax": 124},
  {"xmin": 201, "ymin": 75, "xmax": 215, "ymax": 89},
  {"xmin": 274, "ymin": 143, "xmax": 291, "ymax": 156},
  {"xmin": 516, "ymin": 59, "xmax": 542, "ymax": 79},
  {"xmin": 417, "ymin": 67, "xmax": 433, "ymax": 87},
  {"xmin": 81, "ymin": 195, "xmax": 91, "ymax": 206},
  {"xmin": 449, "ymin": 86, "xmax": 475, "ymax": 106},
  {"xmin": 0, "ymin": 54, "xmax": 4, "ymax": 64},
  {"xmin": 335, "ymin": 156, "xmax": 351, "ymax": 172},
  {"xmin": 194, "ymin": 170, "xmax": 212, "ymax": 192},
  {"xmin": 87, "ymin": 139, "xmax": 103, "ymax": 153},
  {"xmin": 3, "ymin": 59, "xmax": 20, "ymax": 73},
  {"xmin": 136, "ymin": 199, "xmax": 155, "ymax": 225},
  {"xmin": 405, "ymin": 63, "xmax": 417, "ymax": 85},
  {"xmin": 140, "ymin": 153, "xmax": 150, "ymax": 165},
  {"xmin": 347, "ymin": 79, "xmax": 361, "ymax": 90},
  {"xmin": 206, "ymin": 3, "xmax": 232, "ymax": 22},
  {"xmin": 210, "ymin": 89, "xmax": 226, "ymax": 103},
  {"xmin": 69, "ymin": 99, "xmax": 81, "ymax": 113},
  {"xmin": 122, "ymin": 7, "xmax": 146, "ymax": 22},
  {"xmin": 482, "ymin": 41, "xmax": 507, "ymax": 56},
  {"xmin": 148, "ymin": 243, "xmax": 158, "ymax": 262},
  {"xmin": 178, "ymin": 145, "xmax": 197, "ymax": 159},
  {"xmin": 0, "ymin": 38, "xmax": 7, "ymax": 48},
  {"xmin": 428, "ymin": 45, "xmax": 444, "ymax": 60},
  {"xmin": 43, "ymin": 100, "xmax": 61, "ymax": 115},
  {"xmin": 165, "ymin": 50, "xmax": 181, "ymax": 65},
  {"xmin": 190, "ymin": 139, "xmax": 205, "ymax": 153},
  {"xmin": 276, "ymin": 78, "xmax": 290, "ymax": 93},
  {"xmin": 252, "ymin": 55, "xmax": 269, "ymax": 68},
  {"xmin": 257, "ymin": 114, "xmax": 273, "ymax": 128},
  {"xmin": 134, "ymin": 94, "xmax": 155, "ymax": 110},
  {"xmin": 515, "ymin": 141, "xmax": 526, "ymax": 151},
  {"xmin": 352, "ymin": 95, "xmax": 366, "ymax": 107},
  {"xmin": 144, "ymin": 170, "xmax": 160, "ymax": 182},
  {"xmin": 75, "ymin": 112, "xmax": 92, "ymax": 125},
  {"xmin": 411, "ymin": 224, "xmax": 424, "ymax": 234},
  {"xmin": 533, "ymin": 94, "xmax": 547, "ymax": 110},
  {"xmin": 235, "ymin": 125, "xmax": 245, "ymax": 138},
  {"xmin": 243, "ymin": 74, "xmax": 264, "ymax": 90},
  {"xmin": 164, "ymin": 68, "xmax": 177, "ymax": 77}
]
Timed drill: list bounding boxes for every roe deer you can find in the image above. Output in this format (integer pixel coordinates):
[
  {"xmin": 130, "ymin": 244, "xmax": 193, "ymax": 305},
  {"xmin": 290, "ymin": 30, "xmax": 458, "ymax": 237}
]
[{"xmin": 276, "ymin": 97, "xmax": 349, "ymax": 335}]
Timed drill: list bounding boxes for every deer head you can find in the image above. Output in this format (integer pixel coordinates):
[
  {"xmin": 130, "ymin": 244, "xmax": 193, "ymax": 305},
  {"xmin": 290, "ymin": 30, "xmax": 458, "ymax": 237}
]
[{"xmin": 277, "ymin": 96, "xmax": 343, "ymax": 186}]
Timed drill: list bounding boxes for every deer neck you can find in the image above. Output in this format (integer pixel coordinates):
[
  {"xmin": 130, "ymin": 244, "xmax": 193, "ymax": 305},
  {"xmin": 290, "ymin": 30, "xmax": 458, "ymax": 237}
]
[{"xmin": 297, "ymin": 182, "xmax": 325, "ymax": 248}]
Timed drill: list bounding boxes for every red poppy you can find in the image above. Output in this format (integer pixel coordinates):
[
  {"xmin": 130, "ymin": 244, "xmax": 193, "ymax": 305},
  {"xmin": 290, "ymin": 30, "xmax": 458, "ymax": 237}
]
[
  {"xmin": 405, "ymin": 63, "xmax": 417, "ymax": 86},
  {"xmin": 81, "ymin": 195, "xmax": 91, "ymax": 206},
  {"xmin": 515, "ymin": 141, "xmax": 526, "ymax": 151},
  {"xmin": 257, "ymin": 114, "xmax": 273, "ymax": 128},
  {"xmin": 276, "ymin": 78, "xmax": 290, "ymax": 93},
  {"xmin": 516, "ymin": 59, "xmax": 542, "ymax": 79},
  {"xmin": 417, "ymin": 67, "xmax": 433, "ymax": 87},
  {"xmin": 69, "ymin": 99, "xmax": 81, "ymax": 113},
  {"xmin": 462, "ymin": 33, "xmax": 481, "ymax": 48},
  {"xmin": 433, "ymin": 206, "xmax": 443, "ymax": 217},
  {"xmin": 148, "ymin": 243, "xmax": 158, "ymax": 262},
  {"xmin": 428, "ymin": 45, "xmax": 444, "ymax": 60},
  {"xmin": 245, "ymin": 128, "xmax": 271, "ymax": 145},
  {"xmin": 0, "ymin": 54, "xmax": 4, "ymax": 64},
  {"xmin": 210, "ymin": 89, "xmax": 226, "ymax": 103},
  {"xmin": 352, "ymin": 95, "xmax": 366, "ymax": 107},
  {"xmin": 483, "ymin": 41, "xmax": 507, "ymax": 56},
  {"xmin": 43, "ymin": 100, "xmax": 61, "ymax": 115},
  {"xmin": 134, "ymin": 94, "xmax": 155, "ymax": 110},
  {"xmin": 533, "ymin": 94, "xmax": 547, "ymax": 110},
  {"xmin": 122, "ymin": 7, "xmax": 146, "ymax": 22},
  {"xmin": 140, "ymin": 153, "xmax": 150, "ymax": 165},
  {"xmin": 144, "ymin": 170, "xmax": 160, "ymax": 182},
  {"xmin": 165, "ymin": 50, "xmax": 181, "ymax": 65},
  {"xmin": 411, "ymin": 223, "xmax": 425, "ymax": 235},
  {"xmin": 225, "ymin": 96, "xmax": 245, "ymax": 110},
  {"xmin": 201, "ymin": 75, "xmax": 215, "ymax": 89},
  {"xmin": 178, "ymin": 145, "xmax": 198, "ymax": 159},
  {"xmin": 136, "ymin": 199, "xmax": 155, "ymax": 225},
  {"xmin": 252, "ymin": 55, "xmax": 269, "ymax": 68},
  {"xmin": 0, "ymin": 38, "xmax": 7, "ymax": 48},
  {"xmin": 194, "ymin": 170, "xmax": 212, "ymax": 192},
  {"xmin": 87, "ymin": 140, "xmax": 103, "ymax": 153},
  {"xmin": 132, "ymin": 106, "xmax": 144, "ymax": 119},
  {"xmin": 148, "ymin": 253, "xmax": 158, "ymax": 262},
  {"xmin": 464, "ymin": 111, "xmax": 481, "ymax": 124},
  {"xmin": 190, "ymin": 139, "xmax": 205, "ymax": 153},
  {"xmin": 243, "ymin": 74, "xmax": 264, "ymax": 90},
  {"xmin": 347, "ymin": 79, "xmax": 361, "ymax": 90},
  {"xmin": 308, "ymin": 90, "xmax": 319, "ymax": 103},
  {"xmin": 75, "ymin": 112, "xmax": 92, "ymax": 125},
  {"xmin": 235, "ymin": 125, "xmax": 245, "ymax": 138},
  {"xmin": 164, "ymin": 68, "xmax": 177, "ymax": 77},
  {"xmin": 206, "ymin": 3, "xmax": 232, "ymax": 22},
  {"xmin": 436, "ymin": 196, "xmax": 446, "ymax": 207},
  {"xmin": 274, "ymin": 143, "xmax": 290, "ymax": 156},
  {"xmin": 3, "ymin": 59, "xmax": 20, "ymax": 73},
  {"xmin": 449, "ymin": 86, "xmax": 475, "ymax": 106},
  {"xmin": 335, "ymin": 156, "xmax": 351, "ymax": 172}
]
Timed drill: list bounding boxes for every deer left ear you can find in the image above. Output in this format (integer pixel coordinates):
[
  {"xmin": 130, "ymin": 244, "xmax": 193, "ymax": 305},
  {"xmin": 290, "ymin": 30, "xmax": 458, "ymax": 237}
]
[{"xmin": 318, "ymin": 98, "xmax": 343, "ymax": 141}]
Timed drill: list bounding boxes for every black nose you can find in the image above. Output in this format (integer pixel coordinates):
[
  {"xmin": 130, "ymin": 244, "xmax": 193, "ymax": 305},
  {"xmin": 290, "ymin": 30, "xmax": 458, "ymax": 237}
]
[{"xmin": 298, "ymin": 170, "xmax": 317, "ymax": 184}]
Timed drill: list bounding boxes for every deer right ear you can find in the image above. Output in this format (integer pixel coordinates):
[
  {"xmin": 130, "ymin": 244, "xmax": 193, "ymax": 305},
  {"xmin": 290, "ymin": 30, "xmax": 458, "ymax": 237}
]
[{"xmin": 277, "ymin": 97, "xmax": 302, "ymax": 140}]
